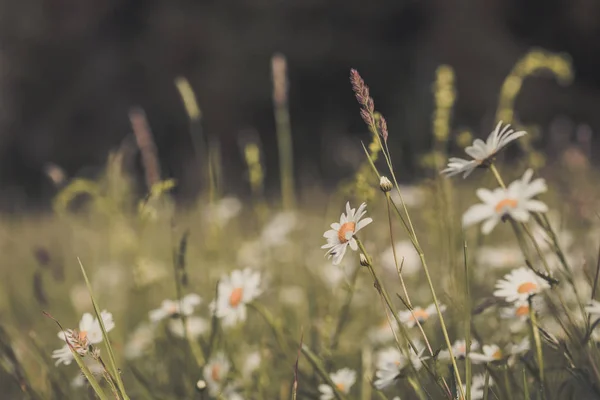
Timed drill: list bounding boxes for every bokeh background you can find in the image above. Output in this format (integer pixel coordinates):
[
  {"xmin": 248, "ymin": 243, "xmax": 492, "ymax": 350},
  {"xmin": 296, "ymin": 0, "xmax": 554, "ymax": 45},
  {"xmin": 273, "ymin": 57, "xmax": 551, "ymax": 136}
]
[{"xmin": 1, "ymin": 0, "xmax": 600, "ymax": 210}]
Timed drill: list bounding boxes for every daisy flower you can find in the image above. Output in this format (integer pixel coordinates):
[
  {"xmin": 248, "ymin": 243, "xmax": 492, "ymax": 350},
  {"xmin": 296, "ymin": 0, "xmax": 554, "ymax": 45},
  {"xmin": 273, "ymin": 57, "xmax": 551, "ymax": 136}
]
[
  {"xmin": 221, "ymin": 385, "xmax": 245, "ymax": 400},
  {"xmin": 469, "ymin": 344, "xmax": 503, "ymax": 364},
  {"xmin": 442, "ymin": 121, "xmax": 526, "ymax": 178},
  {"xmin": 204, "ymin": 197, "xmax": 242, "ymax": 227},
  {"xmin": 501, "ymin": 297, "xmax": 545, "ymax": 322},
  {"xmin": 373, "ymin": 347, "xmax": 404, "ymax": 389},
  {"xmin": 368, "ymin": 318, "xmax": 398, "ymax": 345},
  {"xmin": 494, "ymin": 267, "xmax": 550, "ymax": 303},
  {"xmin": 507, "ymin": 337, "xmax": 530, "ymax": 357},
  {"xmin": 322, "ymin": 202, "xmax": 373, "ymax": 265},
  {"xmin": 203, "ymin": 352, "xmax": 230, "ymax": 396},
  {"xmin": 148, "ymin": 293, "xmax": 202, "ymax": 323},
  {"xmin": 318, "ymin": 368, "xmax": 356, "ymax": 400},
  {"xmin": 52, "ymin": 345, "xmax": 74, "ymax": 366},
  {"xmin": 52, "ymin": 311, "xmax": 115, "ymax": 365},
  {"xmin": 261, "ymin": 211, "xmax": 298, "ymax": 247},
  {"xmin": 380, "ymin": 240, "xmax": 421, "ymax": 276},
  {"xmin": 124, "ymin": 323, "xmax": 155, "ymax": 360},
  {"xmin": 242, "ymin": 351, "xmax": 262, "ymax": 379},
  {"xmin": 475, "ymin": 245, "xmax": 522, "ymax": 269},
  {"xmin": 462, "ymin": 169, "xmax": 548, "ymax": 234},
  {"xmin": 398, "ymin": 303, "xmax": 446, "ymax": 328},
  {"xmin": 168, "ymin": 316, "xmax": 209, "ymax": 339},
  {"xmin": 210, "ymin": 268, "xmax": 262, "ymax": 327},
  {"xmin": 406, "ymin": 342, "xmax": 428, "ymax": 371},
  {"xmin": 462, "ymin": 374, "xmax": 494, "ymax": 400},
  {"xmin": 438, "ymin": 339, "xmax": 479, "ymax": 361}
]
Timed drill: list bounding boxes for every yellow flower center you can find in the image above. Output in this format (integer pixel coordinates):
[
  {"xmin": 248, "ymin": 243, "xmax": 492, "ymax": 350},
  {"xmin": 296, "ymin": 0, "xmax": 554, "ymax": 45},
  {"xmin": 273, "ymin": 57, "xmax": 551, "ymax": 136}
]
[
  {"xmin": 492, "ymin": 349, "xmax": 503, "ymax": 360},
  {"xmin": 211, "ymin": 365, "xmax": 221, "ymax": 381},
  {"xmin": 336, "ymin": 383, "xmax": 345, "ymax": 392},
  {"xmin": 515, "ymin": 304, "xmax": 530, "ymax": 317},
  {"xmin": 229, "ymin": 287, "xmax": 244, "ymax": 307},
  {"xmin": 411, "ymin": 308, "xmax": 429, "ymax": 321},
  {"xmin": 494, "ymin": 198, "xmax": 518, "ymax": 213},
  {"xmin": 78, "ymin": 331, "xmax": 88, "ymax": 342},
  {"xmin": 517, "ymin": 282, "xmax": 537, "ymax": 294},
  {"xmin": 337, "ymin": 222, "xmax": 356, "ymax": 243}
]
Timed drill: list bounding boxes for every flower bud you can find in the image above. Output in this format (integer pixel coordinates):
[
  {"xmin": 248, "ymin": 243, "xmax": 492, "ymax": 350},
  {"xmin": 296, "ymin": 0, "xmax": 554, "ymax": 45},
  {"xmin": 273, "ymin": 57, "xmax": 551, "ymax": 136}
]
[
  {"xmin": 359, "ymin": 253, "xmax": 369, "ymax": 267},
  {"xmin": 379, "ymin": 176, "xmax": 393, "ymax": 193},
  {"xmin": 196, "ymin": 379, "xmax": 207, "ymax": 391}
]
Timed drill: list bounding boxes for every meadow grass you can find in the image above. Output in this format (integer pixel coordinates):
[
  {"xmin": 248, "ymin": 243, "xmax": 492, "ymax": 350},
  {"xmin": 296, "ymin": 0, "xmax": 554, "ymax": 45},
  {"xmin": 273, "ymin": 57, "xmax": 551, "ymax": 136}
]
[{"xmin": 2, "ymin": 48, "xmax": 600, "ymax": 400}]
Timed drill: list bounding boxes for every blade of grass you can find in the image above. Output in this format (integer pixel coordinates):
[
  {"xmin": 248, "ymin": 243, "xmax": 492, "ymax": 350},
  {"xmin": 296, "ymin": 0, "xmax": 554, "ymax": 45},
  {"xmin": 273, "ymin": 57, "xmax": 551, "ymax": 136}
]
[
  {"xmin": 523, "ymin": 368, "xmax": 531, "ymax": 400},
  {"xmin": 44, "ymin": 311, "xmax": 109, "ymax": 400},
  {"xmin": 464, "ymin": 239, "xmax": 472, "ymax": 400},
  {"xmin": 77, "ymin": 257, "xmax": 129, "ymax": 399}
]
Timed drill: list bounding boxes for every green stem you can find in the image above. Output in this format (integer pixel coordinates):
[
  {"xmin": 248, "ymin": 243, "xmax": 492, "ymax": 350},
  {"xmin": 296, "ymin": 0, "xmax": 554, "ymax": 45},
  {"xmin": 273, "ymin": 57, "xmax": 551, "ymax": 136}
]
[
  {"xmin": 489, "ymin": 163, "xmax": 506, "ymax": 189},
  {"xmin": 464, "ymin": 240, "xmax": 472, "ymax": 400},
  {"xmin": 250, "ymin": 302, "xmax": 346, "ymax": 400},
  {"xmin": 329, "ymin": 264, "xmax": 361, "ymax": 352},
  {"xmin": 355, "ymin": 239, "xmax": 452, "ymax": 399},
  {"xmin": 274, "ymin": 94, "xmax": 295, "ymax": 210},
  {"xmin": 529, "ymin": 301, "xmax": 546, "ymax": 399}
]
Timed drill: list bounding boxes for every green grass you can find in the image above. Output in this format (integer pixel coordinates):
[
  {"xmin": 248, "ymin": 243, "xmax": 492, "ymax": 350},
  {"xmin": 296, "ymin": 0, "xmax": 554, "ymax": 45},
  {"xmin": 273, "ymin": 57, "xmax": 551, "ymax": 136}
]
[{"xmin": 1, "ymin": 49, "xmax": 600, "ymax": 400}]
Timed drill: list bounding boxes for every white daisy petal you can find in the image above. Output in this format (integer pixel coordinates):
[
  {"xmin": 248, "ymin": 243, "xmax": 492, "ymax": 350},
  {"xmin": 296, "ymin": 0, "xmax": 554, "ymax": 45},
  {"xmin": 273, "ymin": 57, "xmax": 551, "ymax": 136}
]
[{"xmin": 442, "ymin": 122, "xmax": 527, "ymax": 179}]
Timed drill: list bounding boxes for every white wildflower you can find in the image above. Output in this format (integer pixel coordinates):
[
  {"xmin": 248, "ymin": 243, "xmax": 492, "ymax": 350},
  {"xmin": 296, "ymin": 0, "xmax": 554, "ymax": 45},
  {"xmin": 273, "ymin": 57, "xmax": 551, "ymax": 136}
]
[
  {"xmin": 462, "ymin": 169, "xmax": 548, "ymax": 234},
  {"xmin": 318, "ymin": 368, "xmax": 356, "ymax": 400},
  {"xmin": 210, "ymin": 268, "xmax": 262, "ymax": 327},
  {"xmin": 148, "ymin": 293, "xmax": 202, "ymax": 323},
  {"xmin": 494, "ymin": 267, "xmax": 550, "ymax": 303},
  {"xmin": 442, "ymin": 121, "xmax": 526, "ymax": 178},
  {"xmin": 398, "ymin": 303, "xmax": 445, "ymax": 328},
  {"xmin": 322, "ymin": 202, "xmax": 373, "ymax": 265}
]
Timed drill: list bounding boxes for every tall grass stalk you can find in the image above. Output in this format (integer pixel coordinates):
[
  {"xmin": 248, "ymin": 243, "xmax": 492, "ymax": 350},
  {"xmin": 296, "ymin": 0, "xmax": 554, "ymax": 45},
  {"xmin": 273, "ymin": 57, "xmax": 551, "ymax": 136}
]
[
  {"xmin": 77, "ymin": 258, "xmax": 129, "ymax": 399},
  {"xmin": 528, "ymin": 298, "xmax": 546, "ymax": 399},
  {"xmin": 250, "ymin": 301, "xmax": 346, "ymax": 400},
  {"xmin": 271, "ymin": 53, "xmax": 296, "ymax": 210},
  {"xmin": 464, "ymin": 240, "xmax": 473, "ymax": 400},
  {"xmin": 349, "ymin": 73, "xmax": 466, "ymax": 394},
  {"xmin": 355, "ymin": 239, "xmax": 452, "ymax": 398},
  {"xmin": 44, "ymin": 312, "xmax": 109, "ymax": 400}
]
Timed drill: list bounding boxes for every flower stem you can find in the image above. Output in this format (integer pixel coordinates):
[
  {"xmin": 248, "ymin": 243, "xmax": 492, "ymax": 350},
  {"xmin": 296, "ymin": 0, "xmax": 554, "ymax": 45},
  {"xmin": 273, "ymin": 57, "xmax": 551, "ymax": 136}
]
[
  {"xmin": 329, "ymin": 263, "xmax": 361, "ymax": 352},
  {"xmin": 489, "ymin": 163, "xmax": 506, "ymax": 189},
  {"xmin": 355, "ymin": 239, "xmax": 452, "ymax": 399},
  {"xmin": 250, "ymin": 302, "xmax": 347, "ymax": 400},
  {"xmin": 529, "ymin": 299, "xmax": 546, "ymax": 399},
  {"xmin": 359, "ymin": 234, "xmax": 466, "ymax": 399}
]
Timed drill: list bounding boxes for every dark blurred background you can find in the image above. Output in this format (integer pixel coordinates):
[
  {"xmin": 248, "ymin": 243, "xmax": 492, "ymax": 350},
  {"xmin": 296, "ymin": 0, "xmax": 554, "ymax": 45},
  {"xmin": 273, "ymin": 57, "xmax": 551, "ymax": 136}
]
[{"xmin": 1, "ymin": 0, "xmax": 599, "ymax": 210}]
